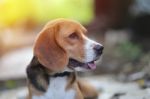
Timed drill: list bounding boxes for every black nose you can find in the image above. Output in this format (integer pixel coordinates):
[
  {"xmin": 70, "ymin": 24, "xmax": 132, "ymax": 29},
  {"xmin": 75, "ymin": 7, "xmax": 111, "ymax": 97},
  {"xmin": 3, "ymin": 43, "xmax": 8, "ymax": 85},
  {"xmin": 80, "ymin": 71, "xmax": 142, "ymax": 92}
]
[{"xmin": 93, "ymin": 45, "xmax": 104, "ymax": 55}]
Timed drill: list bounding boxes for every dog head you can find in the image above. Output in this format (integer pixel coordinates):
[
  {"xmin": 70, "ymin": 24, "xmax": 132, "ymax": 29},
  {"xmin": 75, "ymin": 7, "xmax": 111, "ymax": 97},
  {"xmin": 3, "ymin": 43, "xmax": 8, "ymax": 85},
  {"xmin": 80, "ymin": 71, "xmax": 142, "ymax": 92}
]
[{"xmin": 34, "ymin": 18, "xmax": 103, "ymax": 72}]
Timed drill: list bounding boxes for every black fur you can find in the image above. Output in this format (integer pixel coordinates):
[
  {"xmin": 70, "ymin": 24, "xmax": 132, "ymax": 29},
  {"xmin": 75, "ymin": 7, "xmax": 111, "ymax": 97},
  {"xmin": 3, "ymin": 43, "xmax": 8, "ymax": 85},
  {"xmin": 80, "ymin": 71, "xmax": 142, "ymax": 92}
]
[
  {"xmin": 52, "ymin": 71, "xmax": 71, "ymax": 77},
  {"xmin": 26, "ymin": 56, "xmax": 72, "ymax": 92},
  {"xmin": 26, "ymin": 56, "xmax": 49, "ymax": 92}
]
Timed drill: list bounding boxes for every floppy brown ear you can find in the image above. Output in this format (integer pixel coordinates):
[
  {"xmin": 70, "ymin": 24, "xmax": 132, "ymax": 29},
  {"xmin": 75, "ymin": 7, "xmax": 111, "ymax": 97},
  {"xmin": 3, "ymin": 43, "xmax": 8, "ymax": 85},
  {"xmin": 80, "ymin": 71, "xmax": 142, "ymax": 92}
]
[{"xmin": 34, "ymin": 25, "xmax": 68, "ymax": 72}]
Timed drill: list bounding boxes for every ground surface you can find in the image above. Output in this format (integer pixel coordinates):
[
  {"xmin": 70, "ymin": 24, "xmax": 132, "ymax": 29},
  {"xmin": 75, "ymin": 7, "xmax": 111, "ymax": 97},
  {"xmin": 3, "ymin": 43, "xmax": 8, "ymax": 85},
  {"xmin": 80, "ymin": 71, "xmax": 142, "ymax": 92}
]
[{"xmin": 0, "ymin": 75, "xmax": 150, "ymax": 99}]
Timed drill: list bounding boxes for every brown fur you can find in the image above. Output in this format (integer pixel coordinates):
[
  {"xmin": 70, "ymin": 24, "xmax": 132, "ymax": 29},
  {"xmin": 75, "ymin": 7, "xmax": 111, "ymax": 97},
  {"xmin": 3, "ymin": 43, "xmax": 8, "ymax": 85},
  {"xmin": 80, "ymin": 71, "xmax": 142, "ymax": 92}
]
[
  {"xmin": 27, "ymin": 18, "xmax": 99, "ymax": 99},
  {"xmin": 78, "ymin": 79, "xmax": 98, "ymax": 99},
  {"xmin": 34, "ymin": 25, "xmax": 68, "ymax": 72},
  {"xmin": 34, "ymin": 19, "xmax": 88, "ymax": 71}
]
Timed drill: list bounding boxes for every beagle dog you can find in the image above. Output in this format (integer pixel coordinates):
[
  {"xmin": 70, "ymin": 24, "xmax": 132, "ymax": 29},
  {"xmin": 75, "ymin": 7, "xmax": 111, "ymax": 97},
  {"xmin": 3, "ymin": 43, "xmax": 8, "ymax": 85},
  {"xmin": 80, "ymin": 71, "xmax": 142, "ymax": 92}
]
[{"xmin": 26, "ymin": 19, "xmax": 104, "ymax": 99}]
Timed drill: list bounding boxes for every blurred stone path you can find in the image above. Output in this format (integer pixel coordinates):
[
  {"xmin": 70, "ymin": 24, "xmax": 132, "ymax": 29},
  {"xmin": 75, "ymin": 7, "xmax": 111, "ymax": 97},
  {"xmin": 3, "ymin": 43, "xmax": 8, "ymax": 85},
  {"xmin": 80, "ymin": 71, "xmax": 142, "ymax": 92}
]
[
  {"xmin": 0, "ymin": 76, "xmax": 150, "ymax": 99},
  {"xmin": 0, "ymin": 87, "xmax": 27, "ymax": 99},
  {"xmin": 0, "ymin": 47, "xmax": 32, "ymax": 80},
  {"xmin": 85, "ymin": 76, "xmax": 150, "ymax": 99}
]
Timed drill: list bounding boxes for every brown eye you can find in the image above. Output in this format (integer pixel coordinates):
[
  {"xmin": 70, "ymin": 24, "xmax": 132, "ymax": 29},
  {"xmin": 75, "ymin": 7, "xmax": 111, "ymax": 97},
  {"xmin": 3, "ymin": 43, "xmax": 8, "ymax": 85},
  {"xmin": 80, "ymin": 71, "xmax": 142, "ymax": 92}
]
[{"xmin": 68, "ymin": 32, "xmax": 79, "ymax": 39}]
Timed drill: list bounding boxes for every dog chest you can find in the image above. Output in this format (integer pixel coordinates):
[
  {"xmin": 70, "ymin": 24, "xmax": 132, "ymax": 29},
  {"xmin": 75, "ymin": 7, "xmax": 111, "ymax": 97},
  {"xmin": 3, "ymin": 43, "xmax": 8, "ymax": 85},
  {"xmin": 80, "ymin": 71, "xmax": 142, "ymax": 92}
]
[{"xmin": 32, "ymin": 76, "xmax": 76, "ymax": 99}]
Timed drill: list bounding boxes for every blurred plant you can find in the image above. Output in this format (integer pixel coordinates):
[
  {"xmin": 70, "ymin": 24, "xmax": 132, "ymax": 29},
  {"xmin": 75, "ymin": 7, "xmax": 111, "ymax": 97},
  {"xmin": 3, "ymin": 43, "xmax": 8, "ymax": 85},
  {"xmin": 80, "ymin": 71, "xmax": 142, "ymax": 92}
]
[
  {"xmin": 5, "ymin": 80, "xmax": 16, "ymax": 89},
  {"xmin": 116, "ymin": 41, "xmax": 142, "ymax": 61}
]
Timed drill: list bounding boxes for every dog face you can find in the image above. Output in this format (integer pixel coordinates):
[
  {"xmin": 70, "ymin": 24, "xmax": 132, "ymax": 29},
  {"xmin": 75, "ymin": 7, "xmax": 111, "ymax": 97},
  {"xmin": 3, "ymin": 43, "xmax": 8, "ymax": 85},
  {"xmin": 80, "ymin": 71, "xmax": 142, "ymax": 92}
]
[{"xmin": 34, "ymin": 19, "xmax": 103, "ymax": 72}]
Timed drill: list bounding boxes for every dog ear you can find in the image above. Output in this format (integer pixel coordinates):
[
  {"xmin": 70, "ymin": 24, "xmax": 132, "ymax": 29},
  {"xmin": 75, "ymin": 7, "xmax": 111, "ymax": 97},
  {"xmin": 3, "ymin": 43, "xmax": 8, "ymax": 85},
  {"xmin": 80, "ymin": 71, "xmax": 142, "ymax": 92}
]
[{"xmin": 34, "ymin": 25, "xmax": 68, "ymax": 72}]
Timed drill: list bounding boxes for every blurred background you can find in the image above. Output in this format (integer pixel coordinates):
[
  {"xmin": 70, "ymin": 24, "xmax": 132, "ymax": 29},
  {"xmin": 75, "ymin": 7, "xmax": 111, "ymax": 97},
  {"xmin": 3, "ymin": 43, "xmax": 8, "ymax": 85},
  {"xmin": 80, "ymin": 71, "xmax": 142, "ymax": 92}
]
[{"xmin": 0, "ymin": 0, "xmax": 150, "ymax": 99}]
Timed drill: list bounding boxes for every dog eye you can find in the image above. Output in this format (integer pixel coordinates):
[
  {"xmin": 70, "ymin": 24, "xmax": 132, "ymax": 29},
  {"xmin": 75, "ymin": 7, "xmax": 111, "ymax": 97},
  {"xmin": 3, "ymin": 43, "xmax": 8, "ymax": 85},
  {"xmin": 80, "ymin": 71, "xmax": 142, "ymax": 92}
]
[{"xmin": 68, "ymin": 32, "xmax": 79, "ymax": 39}]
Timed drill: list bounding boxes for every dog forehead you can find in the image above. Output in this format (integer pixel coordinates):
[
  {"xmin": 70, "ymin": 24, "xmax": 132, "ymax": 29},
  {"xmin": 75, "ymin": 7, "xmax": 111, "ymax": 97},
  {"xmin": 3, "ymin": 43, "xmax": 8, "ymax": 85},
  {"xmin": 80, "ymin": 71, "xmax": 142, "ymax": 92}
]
[
  {"xmin": 60, "ymin": 23, "xmax": 87, "ymax": 37},
  {"xmin": 59, "ymin": 23, "xmax": 79, "ymax": 34}
]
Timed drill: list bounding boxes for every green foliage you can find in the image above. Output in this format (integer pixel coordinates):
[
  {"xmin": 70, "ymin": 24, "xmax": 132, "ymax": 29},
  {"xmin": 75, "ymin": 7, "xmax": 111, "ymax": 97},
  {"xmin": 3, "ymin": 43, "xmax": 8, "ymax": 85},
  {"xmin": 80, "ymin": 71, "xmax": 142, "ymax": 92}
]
[
  {"xmin": 5, "ymin": 80, "xmax": 16, "ymax": 89},
  {"xmin": 116, "ymin": 41, "xmax": 142, "ymax": 61}
]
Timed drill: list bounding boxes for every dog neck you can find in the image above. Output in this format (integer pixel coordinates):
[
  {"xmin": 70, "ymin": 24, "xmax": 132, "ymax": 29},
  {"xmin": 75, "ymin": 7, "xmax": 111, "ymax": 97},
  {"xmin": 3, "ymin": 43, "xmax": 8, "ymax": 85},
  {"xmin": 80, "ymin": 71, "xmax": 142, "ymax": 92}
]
[{"xmin": 26, "ymin": 56, "xmax": 76, "ymax": 93}]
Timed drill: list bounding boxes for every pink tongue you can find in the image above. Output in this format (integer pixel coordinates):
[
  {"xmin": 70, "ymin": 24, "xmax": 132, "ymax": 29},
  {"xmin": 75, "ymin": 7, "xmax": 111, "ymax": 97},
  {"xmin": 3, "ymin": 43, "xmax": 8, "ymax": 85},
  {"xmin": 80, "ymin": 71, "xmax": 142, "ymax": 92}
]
[{"xmin": 87, "ymin": 62, "xmax": 96, "ymax": 70}]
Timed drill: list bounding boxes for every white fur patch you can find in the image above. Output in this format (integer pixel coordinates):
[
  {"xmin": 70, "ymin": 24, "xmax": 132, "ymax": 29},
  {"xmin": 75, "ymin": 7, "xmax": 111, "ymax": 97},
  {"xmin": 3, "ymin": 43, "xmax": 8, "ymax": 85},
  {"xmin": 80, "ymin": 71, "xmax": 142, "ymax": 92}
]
[
  {"xmin": 84, "ymin": 37, "xmax": 102, "ymax": 62},
  {"xmin": 32, "ymin": 77, "xmax": 75, "ymax": 99}
]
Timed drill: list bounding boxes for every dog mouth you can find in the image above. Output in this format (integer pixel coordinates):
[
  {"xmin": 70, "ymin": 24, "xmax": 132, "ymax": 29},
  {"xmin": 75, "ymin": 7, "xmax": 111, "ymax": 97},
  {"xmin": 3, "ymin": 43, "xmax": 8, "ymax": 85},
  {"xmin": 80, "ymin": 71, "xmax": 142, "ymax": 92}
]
[{"xmin": 68, "ymin": 58, "xmax": 97, "ymax": 70}]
